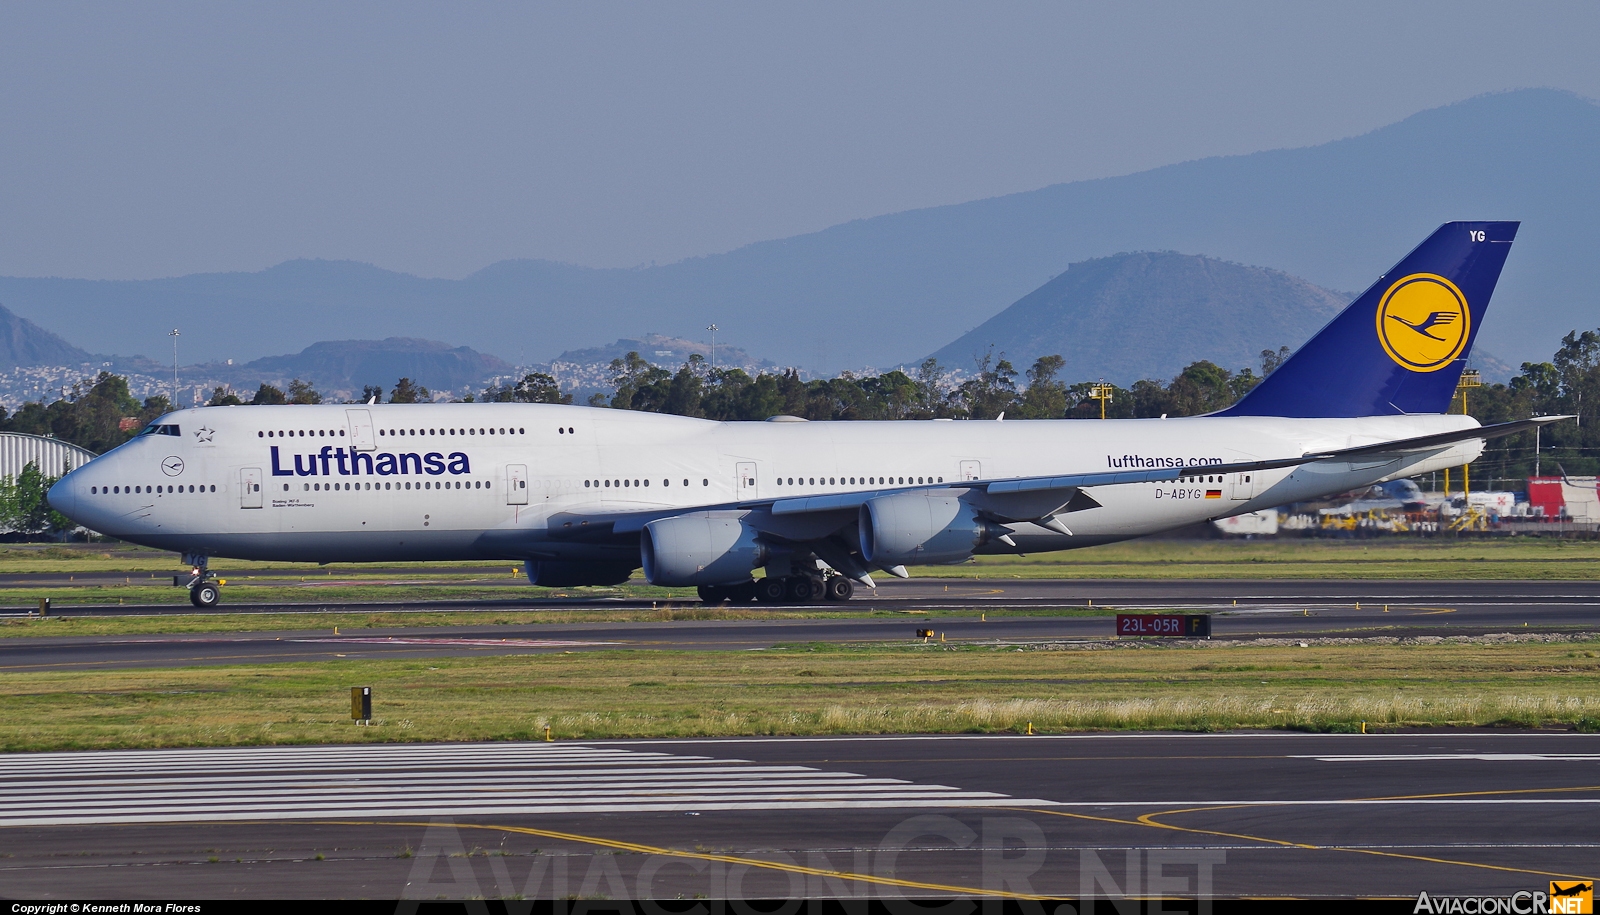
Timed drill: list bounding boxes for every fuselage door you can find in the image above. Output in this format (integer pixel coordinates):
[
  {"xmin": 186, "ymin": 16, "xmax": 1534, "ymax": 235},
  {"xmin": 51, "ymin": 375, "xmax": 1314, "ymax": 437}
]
[
  {"xmin": 1230, "ymin": 472, "xmax": 1254, "ymax": 500},
  {"xmin": 959, "ymin": 460, "xmax": 981, "ymax": 481},
  {"xmin": 506, "ymin": 464, "xmax": 529, "ymax": 505},
  {"xmin": 240, "ymin": 467, "xmax": 263, "ymax": 509},
  {"xmin": 736, "ymin": 461, "xmax": 758, "ymax": 500},
  {"xmin": 346, "ymin": 409, "xmax": 376, "ymax": 452}
]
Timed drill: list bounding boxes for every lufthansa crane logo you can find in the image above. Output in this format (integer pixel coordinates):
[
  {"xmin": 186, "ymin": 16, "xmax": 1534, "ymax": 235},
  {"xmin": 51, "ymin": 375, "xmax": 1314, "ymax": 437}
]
[
  {"xmin": 1375, "ymin": 273, "xmax": 1470, "ymax": 373},
  {"xmin": 161, "ymin": 456, "xmax": 185, "ymax": 477}
]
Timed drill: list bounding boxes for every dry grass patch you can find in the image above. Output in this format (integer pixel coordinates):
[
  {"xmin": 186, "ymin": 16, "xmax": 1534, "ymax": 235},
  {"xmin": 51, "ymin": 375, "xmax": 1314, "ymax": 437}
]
[{"xmin": 3, "ymin": 637, "xmax": 1598, "ymax": 751}]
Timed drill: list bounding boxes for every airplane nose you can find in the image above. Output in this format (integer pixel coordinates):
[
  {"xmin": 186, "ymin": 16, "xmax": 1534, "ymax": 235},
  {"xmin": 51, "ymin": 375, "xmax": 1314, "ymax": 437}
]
[{"xmin": 47, "ymin": 476, "xmax": 75, "ymax": 520}]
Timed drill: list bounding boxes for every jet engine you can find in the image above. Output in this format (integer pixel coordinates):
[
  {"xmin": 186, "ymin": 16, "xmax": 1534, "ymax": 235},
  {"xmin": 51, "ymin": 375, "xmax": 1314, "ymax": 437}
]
[
  {"xmin": 641, "ymin": 511, "xmax": 768, "ymax": 587},
  {"xmin": 858, "ymin": 491, "xmax": 1001, "ymax": 567},
  {"xmin": 525, "ymin": 560, "xmax": 639, "ymax": 587}
]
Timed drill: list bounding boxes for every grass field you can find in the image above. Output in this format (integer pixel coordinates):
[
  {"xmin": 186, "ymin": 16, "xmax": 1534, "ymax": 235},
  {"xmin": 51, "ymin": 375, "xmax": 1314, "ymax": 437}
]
[
  {"xmin": 3, "ymin": 637, "xmax": 1597, "ymax": 752},
  {"xmin": 0, "ymin": 538, "xmax": 1597, "ymax": 612},
  {"xmin": 4, "ymin": 538, "xmax": 1597, "ymax": 752}
]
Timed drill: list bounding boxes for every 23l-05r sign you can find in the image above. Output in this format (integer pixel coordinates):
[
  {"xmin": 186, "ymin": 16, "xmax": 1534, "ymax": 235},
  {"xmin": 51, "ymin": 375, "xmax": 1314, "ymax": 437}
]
[{"xmin": 1116, "ymin": 614, "xmax": 1211, "ymax": 639}]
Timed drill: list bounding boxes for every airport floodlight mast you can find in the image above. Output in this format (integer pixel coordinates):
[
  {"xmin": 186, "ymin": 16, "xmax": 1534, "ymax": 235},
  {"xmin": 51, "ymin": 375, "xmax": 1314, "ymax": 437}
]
[
  {"xmin": 168, "ymin": 329, "xmax": 180, "ymax": 405},
  {"xmin": 1090, "ymin": 381, "xmax": 1115, "ymax": 419},
  {"xmin": 707, "ymin": 324, "xmax": 718, "ymax": 373},
  {"xmin": 1444, "ymin": 368, "xmax": 1483, "ymax": 497}
]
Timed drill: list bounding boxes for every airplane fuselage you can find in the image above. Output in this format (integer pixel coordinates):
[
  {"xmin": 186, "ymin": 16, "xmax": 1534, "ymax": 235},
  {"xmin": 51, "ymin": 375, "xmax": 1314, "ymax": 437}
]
[{"xmin": 49, "ymin": 403, "xmax": 1481, "ymax": 566}]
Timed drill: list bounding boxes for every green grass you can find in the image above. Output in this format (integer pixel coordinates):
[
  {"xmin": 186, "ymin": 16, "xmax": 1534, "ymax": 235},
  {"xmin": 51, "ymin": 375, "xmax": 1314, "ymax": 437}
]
[
  {"xmin": 949, "ymin": 537, "xmax": 1600, "ymax": 579},
  {"xmin": 4, "ymin": 639, "xmax": 1598, "ymax": 751}
]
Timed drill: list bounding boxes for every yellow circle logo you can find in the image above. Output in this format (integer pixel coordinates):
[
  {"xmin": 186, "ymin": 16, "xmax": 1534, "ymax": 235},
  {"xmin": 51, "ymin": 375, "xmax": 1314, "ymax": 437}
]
[{"xmin": 1375, "ymin": 273, "xmax": 1470, "ymax": 373}]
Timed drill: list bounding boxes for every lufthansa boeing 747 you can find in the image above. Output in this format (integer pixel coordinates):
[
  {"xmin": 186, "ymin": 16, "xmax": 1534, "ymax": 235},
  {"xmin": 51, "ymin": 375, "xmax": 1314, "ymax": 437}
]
[{"xmin": 47, "ymin": 222, "xmax": 1565, "ymax": 606}]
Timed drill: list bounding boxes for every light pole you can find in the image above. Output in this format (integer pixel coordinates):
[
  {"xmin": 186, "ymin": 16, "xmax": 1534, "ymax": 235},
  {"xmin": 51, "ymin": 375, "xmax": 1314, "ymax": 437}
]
[
  {"xmin": 168, "ymin": 329, "xmax": 181, "ymax": 405},
  {"xmin": 1089, "ymin": 381, "xmax": 1115, "ymax": 420},
  {"xmin": 707, "ymin": 324, "xmax": 718, "ymax": 374}
]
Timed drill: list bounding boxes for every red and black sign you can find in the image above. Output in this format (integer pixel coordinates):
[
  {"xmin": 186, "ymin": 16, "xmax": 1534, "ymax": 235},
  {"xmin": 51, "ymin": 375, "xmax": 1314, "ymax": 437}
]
[{"xmin": 1116, "ymin": 613, "xmax": 1211, "ymax": 639}]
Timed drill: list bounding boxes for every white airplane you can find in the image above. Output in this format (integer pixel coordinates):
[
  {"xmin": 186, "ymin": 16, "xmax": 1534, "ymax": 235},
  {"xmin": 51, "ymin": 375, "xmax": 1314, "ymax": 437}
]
[{"xmin": 48, "ymin": 221, "xmax": 1563, "ymax": 607}]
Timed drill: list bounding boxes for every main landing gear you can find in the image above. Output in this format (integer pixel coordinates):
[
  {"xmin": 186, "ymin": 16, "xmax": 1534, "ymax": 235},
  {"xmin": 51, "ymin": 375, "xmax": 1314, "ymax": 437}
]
[
  {"xmin": 176, "ymin": 553, "xmax": 224, "ymax": 608},
  {"xmin": 698, "ymin": 574, "xmax": 855, "ymax": 605}
]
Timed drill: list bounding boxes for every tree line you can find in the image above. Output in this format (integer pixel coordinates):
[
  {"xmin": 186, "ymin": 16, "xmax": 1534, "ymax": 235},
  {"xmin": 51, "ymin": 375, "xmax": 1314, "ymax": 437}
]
[{"xmin": 1, "ymin": 325, "xmax": 1595, "ymax": 487}]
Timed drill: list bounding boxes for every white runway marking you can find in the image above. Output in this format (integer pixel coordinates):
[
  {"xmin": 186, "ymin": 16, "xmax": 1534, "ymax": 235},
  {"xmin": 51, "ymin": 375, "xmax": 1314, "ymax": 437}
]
[{"xmin": 0, "ymin": 742, "xmax": 1056, "ymax": 827}]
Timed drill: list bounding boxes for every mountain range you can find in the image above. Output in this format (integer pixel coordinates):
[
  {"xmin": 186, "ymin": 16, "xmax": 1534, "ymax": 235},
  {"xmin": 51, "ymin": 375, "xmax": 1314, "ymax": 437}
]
[{"xmin": 0, "ymin": 88, "xmax": 1591, "ymax": 380}]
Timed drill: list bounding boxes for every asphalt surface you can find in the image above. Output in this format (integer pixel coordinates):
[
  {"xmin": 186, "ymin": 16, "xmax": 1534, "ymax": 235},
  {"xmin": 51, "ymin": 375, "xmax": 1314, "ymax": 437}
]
[
  {"xmin": 2, "ymin": 578, "xmax": 1597, "ymax": 671},
  {"xmin": 0, "ymin": 732, "xmax": 1595, "ymax": 898}
]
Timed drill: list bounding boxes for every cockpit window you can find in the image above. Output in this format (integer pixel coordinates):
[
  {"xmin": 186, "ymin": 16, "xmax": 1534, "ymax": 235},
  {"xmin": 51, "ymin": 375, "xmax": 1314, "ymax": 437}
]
[{"xmin": 140, "ymin": 424, "xmax": 181, "ymax": 436}]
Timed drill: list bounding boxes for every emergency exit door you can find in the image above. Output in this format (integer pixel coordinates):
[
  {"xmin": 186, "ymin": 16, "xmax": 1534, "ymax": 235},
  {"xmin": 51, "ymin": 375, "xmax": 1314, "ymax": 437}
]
[
  {"xmin": 736, "ymin": 462, "xmax": 758, "ymax": 500},
  {"xmin": 959, "ymin": 460, "xmax": 981, "ymax": 481}
]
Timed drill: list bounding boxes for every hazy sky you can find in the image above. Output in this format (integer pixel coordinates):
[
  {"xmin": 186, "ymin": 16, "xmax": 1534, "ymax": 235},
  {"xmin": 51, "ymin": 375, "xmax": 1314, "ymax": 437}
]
[{"xmin": 3, "ymin": 1, "xmax": 1598, "ymax": 280}]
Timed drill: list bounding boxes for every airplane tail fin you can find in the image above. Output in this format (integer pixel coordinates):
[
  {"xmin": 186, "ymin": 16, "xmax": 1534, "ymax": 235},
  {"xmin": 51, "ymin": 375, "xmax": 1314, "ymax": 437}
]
[{"xmin": 1220, "ymin": 221, "xmax": 1518, "ymax": 418}]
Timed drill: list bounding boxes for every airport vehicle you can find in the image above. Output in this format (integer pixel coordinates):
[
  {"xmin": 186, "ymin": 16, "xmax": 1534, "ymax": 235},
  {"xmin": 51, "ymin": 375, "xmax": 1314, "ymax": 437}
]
[{"xmin": 47, "ymin": 222, "xmax": 1564, "ymax": 606}]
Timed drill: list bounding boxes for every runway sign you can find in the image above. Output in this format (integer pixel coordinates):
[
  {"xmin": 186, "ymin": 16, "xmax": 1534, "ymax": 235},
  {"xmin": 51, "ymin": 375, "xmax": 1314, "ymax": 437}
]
[
  {"xmin": 1116, "ymin": 613, "xmax": 1211, "ymax": 639},
  {"xmin": 351, "ymin": 686, "xmax": 371, "ymax": 722}
]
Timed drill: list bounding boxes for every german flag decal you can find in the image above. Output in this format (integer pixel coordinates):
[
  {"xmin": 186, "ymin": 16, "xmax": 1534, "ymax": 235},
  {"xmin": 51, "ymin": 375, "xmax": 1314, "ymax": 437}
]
[{"xmin": 1205, "ymin": 490, "xmax": 1222, "ymax": 499}]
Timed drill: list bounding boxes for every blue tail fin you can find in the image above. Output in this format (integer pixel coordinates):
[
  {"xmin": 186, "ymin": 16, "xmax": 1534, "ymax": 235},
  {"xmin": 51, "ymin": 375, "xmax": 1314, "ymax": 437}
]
[{"xmin": 1220, "ymin": 221, "xmax": 1518, "ymax": 418}]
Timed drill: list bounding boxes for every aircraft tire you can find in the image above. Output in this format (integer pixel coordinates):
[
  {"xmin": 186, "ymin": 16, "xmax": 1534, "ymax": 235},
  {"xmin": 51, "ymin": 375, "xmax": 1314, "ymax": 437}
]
[
  {"xmin": 696, "ymin": 585, "xmax": 724, "ymax": 604},
  {"xmin": 755, "ymin": 578, "xmax": 787, "ymax": 604},
  {"xmin": 191, "ymin": 583, "xmax": 221, "ymax": 608},
  {"xmin": 786, "ymin": 577, "xmax": 818, "ymax": 603},
  {"xmin": 728, "ymin": 579, "xmax": 759, "ymax": 603},
  {"xmin": 824, "ymin": 577, "xmax": 854, "ymax": 601}
]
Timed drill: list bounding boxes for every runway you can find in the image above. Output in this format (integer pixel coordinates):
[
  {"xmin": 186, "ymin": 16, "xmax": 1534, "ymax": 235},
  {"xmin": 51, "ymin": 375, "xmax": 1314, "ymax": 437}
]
[
  {"xmin": 19, "ymin": 575, "xmax": 1600, "ymax": 615},
  {"xmin": 3, "ymin": 578, "xmax": 1597, "ymax": 671},
  {"xmin": 0, "ymin": 732, "xmax": 1594, "ymax": 898}
]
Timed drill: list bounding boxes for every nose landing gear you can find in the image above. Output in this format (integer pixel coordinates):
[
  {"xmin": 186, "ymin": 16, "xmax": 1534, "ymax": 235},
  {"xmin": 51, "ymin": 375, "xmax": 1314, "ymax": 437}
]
[{"xmin": 176, "ymin": 553, "xmax": 224, "ymax": 608}]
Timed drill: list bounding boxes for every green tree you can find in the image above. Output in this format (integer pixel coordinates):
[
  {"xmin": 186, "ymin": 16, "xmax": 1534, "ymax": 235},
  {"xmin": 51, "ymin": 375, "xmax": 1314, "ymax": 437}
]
[
  {"xmin": 207, "ymin": 386, "xmax": 243, "ymax": 406},
  {"xmin": 956, "ymin": 350, "xmax": 1019, "ymax": 420},
  {"xmin": 250, "ymin": 384, "xmax": 286, "ymax": 405},
  {"xmin": 482, "ymin": 373, "xmax": 569, "ymax": 404},
  {"xmin": 359, "ymin": 384, "xmax": 386, "ymax": 404},
  {"xmin": 287, "ymin": 379, "xmax": 322, "ymax": 404},
  {"xmin": 1165, "ymin": 360, "xmax": 1234, "ymax": 416},
  {"xmin": 389, "ymin": 378, "xmax": 430, "ymax": 403},
  {"xmin": 1261, "ymin": 346, "xmax": 1292, "ymax": 375},
  {"xmin": 1016, "ymin": 355, "xmax": 1068, "ymax": 419},
  {"xmin": 607, "ymin": 352, "xmax": 672, "ymax": 411},
  {"xmin": 0, "ymin": 461, "xmax": 71, "ymax": 536}
]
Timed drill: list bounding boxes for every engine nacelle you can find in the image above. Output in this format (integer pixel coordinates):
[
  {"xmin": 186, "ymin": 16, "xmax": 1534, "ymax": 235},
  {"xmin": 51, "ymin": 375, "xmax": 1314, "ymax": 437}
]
[
  {"xmin": 525, "ymin": 560, "xmax": 638, "ymax": 587},
  {"xmin": 641, "ymin": 511, "xmax": 768, "ymax": 587},
  {"xmin": 858, "ymin": 491, "xmax": 995, "ymax": 567}
]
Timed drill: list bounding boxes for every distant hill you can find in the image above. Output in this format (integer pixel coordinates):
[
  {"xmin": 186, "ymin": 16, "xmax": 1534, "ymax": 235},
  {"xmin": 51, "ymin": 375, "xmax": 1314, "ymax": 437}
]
[
  {"xmin": 928, "ymin": 252, "xmax": 1348, "ymax": 384},
  {"xmin": 0, "ymin": 302, "xmax": 91, "ymax": 370},
  {"xmin": 202, "ymin": 338, "xmax": 514, "ymax": 400},
  {"xmin": 0, "ymin": 89, "xmax": 1594, "ymax": 373},
  {"xmin": 553, "ymin": 333, "xmax": 778, "ymax": 372}
]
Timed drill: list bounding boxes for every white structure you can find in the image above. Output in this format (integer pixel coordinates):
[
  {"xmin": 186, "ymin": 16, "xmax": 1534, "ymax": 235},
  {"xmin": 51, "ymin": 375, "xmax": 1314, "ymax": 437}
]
[
  {"xmin": 1212, "ymin": 509, "xmax": 1279, "ymax": 536},
  {"xmin": 0, "ymin": 432, "xmax": 98, "ymax": 479}
]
